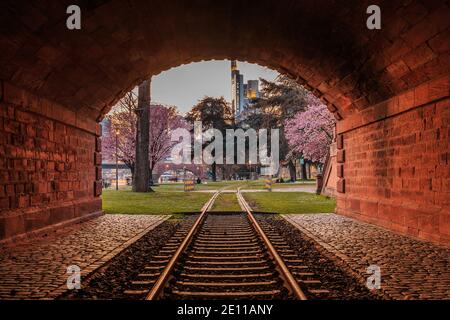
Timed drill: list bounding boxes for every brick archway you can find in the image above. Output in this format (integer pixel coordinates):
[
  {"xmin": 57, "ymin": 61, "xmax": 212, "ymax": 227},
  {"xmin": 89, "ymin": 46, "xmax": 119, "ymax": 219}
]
[{"xmin": 0, "ymin": 0, "xmax": 449, "ymax": 244}]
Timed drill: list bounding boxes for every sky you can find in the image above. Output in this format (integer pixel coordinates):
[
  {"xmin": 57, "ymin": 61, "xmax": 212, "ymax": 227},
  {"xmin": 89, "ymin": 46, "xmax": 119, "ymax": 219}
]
[{"xmin": 151, "ymin": 60, "xmax": 279, "ymax": 115}]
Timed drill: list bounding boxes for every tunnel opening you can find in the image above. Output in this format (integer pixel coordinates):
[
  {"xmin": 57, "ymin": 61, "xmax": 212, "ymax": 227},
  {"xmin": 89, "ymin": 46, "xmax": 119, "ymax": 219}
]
[
  {"xmin": 0, "ymin": 0, "xmax": 448, "ymax": 245},
  {"xmin": 99, "ymin": 60, "xmax": 335, "ymax": 192}
]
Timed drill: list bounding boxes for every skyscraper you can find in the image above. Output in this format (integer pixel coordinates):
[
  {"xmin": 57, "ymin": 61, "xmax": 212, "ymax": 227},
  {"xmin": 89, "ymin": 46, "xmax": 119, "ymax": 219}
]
[
  {"xmin": 246, "ymin": 80, "xmax": 259, "ymax": 99},
  {"xmin": 231, "ymin": 61, "xmax": 260, "ymax": 117},
  {"xmin": 231, "ymin": 60, "xmax": 244, "ymax": 116},
  {"xmin": 243, "ymin": 83, "xmax": 249, "ymax": 107}
]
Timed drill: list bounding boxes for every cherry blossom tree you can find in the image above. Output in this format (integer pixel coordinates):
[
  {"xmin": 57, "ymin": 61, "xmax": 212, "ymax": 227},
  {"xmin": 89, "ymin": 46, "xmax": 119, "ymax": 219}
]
[
  {"xmin": 244, "ymin": 75, "xmax": 308, "ymax": 181},
  {"xmin": 148, "ymin": 105, "xmax": 187, "ymax": 178},
  {"xmin": 102, "ymin": 93, "xmax": 187, "ymax": 182},
  {"xmin": 285, "ymin": 94, "xmax": 335, "ymax": 164},
  {"xmin": 102, "ymin": 92, "xmax": 137, "ymax": 173}
]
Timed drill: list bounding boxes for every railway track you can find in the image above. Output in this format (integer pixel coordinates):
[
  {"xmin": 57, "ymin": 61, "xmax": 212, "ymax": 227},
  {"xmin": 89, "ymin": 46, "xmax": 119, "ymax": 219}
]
[{"xmin": 125, "ymin": 189, "xmax": 328, "ymax": 300}]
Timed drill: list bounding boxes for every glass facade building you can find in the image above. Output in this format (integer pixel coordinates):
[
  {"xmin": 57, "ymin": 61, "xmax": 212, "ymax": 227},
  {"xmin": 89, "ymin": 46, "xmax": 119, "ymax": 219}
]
[{"xmin": 231, "ymin": 61, "xmax": 260, "ymax": 117}]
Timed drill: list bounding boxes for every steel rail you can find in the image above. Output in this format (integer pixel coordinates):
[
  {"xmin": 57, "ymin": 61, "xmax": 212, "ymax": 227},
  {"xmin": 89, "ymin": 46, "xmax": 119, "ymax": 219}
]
[
  {"xmin": 236, "ymin": 188, "xmax": 308, "ymax": 300},
  {"xmin": 145, "ymin": 190, "xmax": 221, "ymax": 300}
]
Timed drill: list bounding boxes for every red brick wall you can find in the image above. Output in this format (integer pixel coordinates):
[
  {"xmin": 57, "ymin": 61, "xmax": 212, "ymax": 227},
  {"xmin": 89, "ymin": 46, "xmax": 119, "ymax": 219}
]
[
  {"xmin": 0, "ymin": 82, "xmax": 103, "ymax": 241},
  {"xmin": 336, "ymin": 75, "xmax": 450, "ymax": 246}
]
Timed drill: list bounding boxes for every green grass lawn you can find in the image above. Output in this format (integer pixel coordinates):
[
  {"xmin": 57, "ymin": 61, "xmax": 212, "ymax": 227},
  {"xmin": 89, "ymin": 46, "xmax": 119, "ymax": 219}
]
[
  {"xmin": 210, "ymin": 193, "xmax": 242, "ymax": 212},
  {"xmin": 102, "ymin": 180, "xmax": 328, "ymax": 216},
  {"xmin": 242, "ymin": 180, "xmax": 316, "ymax": 190},
  {"xmin": 145, "ymin": 179, "xmax": 316, "ymax": 192},
  {"xmin": 102, "ymin": 189, "xmax": 211, "ymax": 215},
  {"xmin": 150, "ymin": 183, "xmax": 186, "ymax": 192},
  {"xmin": 232, "ymin": 179, "xmax": 316, "ymax": 190},
  {"xmin": 242, "ymin": 192, "xmax": 336, "ymax": 214},
  {"xmin": 194, "ymin": 180, "xmax": 250, "ymax": 191}
]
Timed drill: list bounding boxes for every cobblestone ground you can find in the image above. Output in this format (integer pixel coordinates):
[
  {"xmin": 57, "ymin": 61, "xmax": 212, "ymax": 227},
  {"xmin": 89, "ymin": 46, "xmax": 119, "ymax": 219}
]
[
  {"xmin": 283, "ymin": 214, "xmax": 450, "ymax": 300},
  {"xmin": 0, "ymin": 214, "xmax": 168, "ymax": 299}
]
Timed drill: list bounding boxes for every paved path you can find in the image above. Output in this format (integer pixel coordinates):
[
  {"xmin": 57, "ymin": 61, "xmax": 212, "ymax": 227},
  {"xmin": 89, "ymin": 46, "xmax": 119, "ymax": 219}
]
[
  {"xmin": 283, "ymin": 214, "xmax": 450, "ymax": 300},
  {"xmin": 195, "ymin": 185, "xmax": 317, "ymax": 193},
  {"xmin": 0, "ymin": 214, "xmax": 168, "ymax": 299},
  {"xmin": 242, "ymin": 186, "xmax": 316, "ymax": 193}
]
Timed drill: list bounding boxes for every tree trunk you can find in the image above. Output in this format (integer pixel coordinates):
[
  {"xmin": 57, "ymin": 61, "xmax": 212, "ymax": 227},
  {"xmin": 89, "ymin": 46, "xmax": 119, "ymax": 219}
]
[
  {"xmin": 222, "ymin": 165, "xmax": 226, "ymax": 180},
  {"xmin": 301, "ymin": 161, "xmax": 308, "ymax": 181},
  {"xmin": 148, "ymin": 166, "xmax": 155, "ymax": 189},
  {"xmin": 211, "ymin": 162, "xmax": 217, "ymax": 182},
  {"xmin": 133, "ymin": 79, "xmax": 151, "ymax": 192},
  {"xmin": 288, "ymin": 160, "xmax": 296, "ymax": 182},
  {"xmin": 130, "ymin": 166, "xmax": 134, "ymax": 177},
  {"xmin": 307, "ymin": 162, "xmax": 311, "ymax": 179}
]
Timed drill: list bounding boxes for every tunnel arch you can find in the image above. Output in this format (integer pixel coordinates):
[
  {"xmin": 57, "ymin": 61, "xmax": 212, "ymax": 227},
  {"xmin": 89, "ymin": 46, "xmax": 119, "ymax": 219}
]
[
  {"xmin": 0, "ymin": 0, "xmax": 449, "ymax": 244},
  {"xmin": 1, "ymin": 0, "xmax": 448, "ymax": 121}
]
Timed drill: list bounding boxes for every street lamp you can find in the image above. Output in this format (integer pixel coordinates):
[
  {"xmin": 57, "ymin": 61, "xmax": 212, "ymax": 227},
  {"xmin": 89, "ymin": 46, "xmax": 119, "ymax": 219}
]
[{"xmin": 115, "ymin": 129, "xmax": 120, "ymax": 190}]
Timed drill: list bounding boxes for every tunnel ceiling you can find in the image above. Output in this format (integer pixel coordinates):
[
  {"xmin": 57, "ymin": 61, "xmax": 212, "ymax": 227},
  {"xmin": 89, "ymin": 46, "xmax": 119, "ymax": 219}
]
[{"xmin": 0, "ymin": 0, "xmax": 448, "ymax": 120}]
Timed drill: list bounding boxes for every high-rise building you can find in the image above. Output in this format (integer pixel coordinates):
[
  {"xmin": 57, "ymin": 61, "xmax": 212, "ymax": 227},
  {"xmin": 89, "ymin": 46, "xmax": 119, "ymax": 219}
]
[
  {"xmin": 243, "ymin": 84, "xmax": 249, "ymax": 107},
  {"xmin": 231, "ymin": 61, "xmax": 260, "ymax": 117},
  {"xmin": 231, "ymin": 60, "xmax": 244, "ymax": 116},
  {"xmin": 246, "ymin": 80, "xmax": 259, "ymax": 99}
]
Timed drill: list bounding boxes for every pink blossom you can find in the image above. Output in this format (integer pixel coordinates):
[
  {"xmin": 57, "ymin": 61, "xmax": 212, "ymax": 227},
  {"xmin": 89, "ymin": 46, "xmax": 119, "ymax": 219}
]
[
  {"xmin": 285, "ymin": 94, "xmax": 335, "ymax": 163},
  {"xmin": 102, "ymin": 104, "xmax": 188, "ymax": 172}
]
